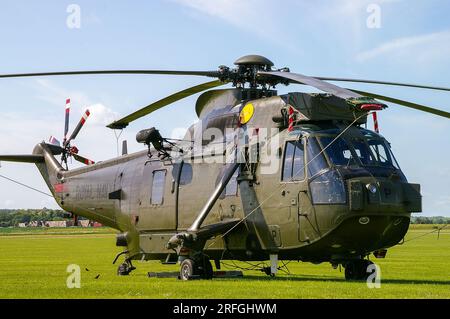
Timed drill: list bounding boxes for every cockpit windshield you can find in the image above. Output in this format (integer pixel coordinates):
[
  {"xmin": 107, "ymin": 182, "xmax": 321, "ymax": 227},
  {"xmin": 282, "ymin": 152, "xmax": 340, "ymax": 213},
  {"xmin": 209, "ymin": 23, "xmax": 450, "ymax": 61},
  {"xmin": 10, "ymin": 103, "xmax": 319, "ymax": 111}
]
[{"xmin": 317, "ymin": 134, "xmax": 400, "ymax": 169}]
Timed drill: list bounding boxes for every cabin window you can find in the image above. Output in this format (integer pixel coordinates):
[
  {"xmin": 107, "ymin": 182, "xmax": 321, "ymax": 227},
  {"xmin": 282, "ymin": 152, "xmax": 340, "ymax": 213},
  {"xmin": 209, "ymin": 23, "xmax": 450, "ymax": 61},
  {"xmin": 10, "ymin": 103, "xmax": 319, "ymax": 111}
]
[
  {"xmin": 282, "ymin": 140, "xmax": 305, "ymax": 182},
  {"xmin": 172, "ymin": 162, "xmax": 193, "ymax": 186},
  {"xmin": 151, "ymin": 170, "xmax": 166, "ymax": 205},
  {"xmin": 179, "ymin": 163, "xmax": 193, "ymax": 185}
]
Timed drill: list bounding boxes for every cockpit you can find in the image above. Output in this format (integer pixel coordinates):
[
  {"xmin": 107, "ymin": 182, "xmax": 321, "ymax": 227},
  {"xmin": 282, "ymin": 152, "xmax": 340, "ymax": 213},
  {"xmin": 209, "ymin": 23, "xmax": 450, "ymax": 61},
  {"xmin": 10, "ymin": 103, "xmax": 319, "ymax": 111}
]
[
  {"xmin": 316, "ymin": 130, "xmax": 401, "ymax": 170},
  {"xmin": 282, "ymin": 125, "xmax": 407, "ymax": 205}
]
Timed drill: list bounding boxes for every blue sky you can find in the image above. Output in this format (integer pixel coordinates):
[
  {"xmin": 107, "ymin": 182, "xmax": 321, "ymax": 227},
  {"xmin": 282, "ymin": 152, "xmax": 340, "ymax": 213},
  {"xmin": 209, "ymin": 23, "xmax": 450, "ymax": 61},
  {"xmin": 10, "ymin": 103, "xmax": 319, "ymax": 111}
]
[{"xmin": 0, "ymin": 0, "xmax": 449, "ymax": 216}]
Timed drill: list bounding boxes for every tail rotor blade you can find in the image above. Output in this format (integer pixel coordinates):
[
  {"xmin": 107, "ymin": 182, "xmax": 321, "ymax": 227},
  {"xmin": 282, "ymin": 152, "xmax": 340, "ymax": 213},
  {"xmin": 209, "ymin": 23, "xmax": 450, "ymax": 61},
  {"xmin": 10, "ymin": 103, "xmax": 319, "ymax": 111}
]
[
  {"xmin": 49, "ymin": 136, "xmax": 61, "ymax": 147},
  {"xmin": 65, "ymin": 109, "xmax": 90, "ymax": 146},
  {"xmin": 64, "ymin": 98, "xmax": 71, "ymax": 142},
  {"xmin": 73, "ymin": 154, "xmax": 95, "ymax": 165}
]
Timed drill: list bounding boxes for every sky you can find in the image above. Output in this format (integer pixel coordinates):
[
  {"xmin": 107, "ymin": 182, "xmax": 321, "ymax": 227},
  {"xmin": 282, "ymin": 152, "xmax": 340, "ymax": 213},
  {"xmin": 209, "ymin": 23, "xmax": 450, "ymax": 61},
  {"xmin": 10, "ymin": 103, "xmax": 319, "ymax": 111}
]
[{"xmin": 0, "ymin": 0, "xmax": 448, "ymax": 216}]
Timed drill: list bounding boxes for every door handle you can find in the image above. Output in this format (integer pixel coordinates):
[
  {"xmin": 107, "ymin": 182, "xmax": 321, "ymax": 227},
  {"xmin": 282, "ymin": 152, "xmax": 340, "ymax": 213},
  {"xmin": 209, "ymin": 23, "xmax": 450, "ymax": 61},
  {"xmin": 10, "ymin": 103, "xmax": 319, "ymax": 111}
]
[{"xmin": 171, "ymin": 179, "xmax": 175, "ymax": 193}]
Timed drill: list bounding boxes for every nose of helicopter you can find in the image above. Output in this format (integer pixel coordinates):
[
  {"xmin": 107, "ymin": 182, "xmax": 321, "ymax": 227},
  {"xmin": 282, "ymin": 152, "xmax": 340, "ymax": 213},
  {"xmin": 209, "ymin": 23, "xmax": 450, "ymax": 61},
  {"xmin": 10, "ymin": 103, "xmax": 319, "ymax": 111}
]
[
  {"xmin": 322, "ymin": 176, "xmax": 421, "ymax": 256},
  {"xmin": 347, "ymin": 177, "xmax": 421, "ymax": 214},
  {"xmin": 325, "ymin": 214, "xmax": 411, "ymax": 258}
]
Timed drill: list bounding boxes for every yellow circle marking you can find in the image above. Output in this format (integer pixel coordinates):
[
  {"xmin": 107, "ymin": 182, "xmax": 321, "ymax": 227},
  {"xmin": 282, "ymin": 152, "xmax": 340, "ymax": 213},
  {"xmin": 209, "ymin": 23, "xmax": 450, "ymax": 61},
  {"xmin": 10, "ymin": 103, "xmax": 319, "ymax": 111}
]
[{"xmin": 240, "ymin": 103, "xmax": 254, "ymax": 125}]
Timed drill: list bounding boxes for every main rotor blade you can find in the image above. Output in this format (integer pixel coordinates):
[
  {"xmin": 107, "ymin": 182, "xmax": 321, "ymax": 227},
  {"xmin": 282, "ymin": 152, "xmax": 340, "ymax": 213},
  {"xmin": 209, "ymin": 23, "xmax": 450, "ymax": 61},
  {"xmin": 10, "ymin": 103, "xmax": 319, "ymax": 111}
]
[
  {"xmin": 65, "ymin": 109, "xmax": 90, "ymax": 146},
  {"xmin": 258, "ymin": 71, "xmax": 362, "ymax": 99},
  {"xmin": 107, "ymin": 80, "xmax": 227, "ymax": 129},
  {"xmin": 72, "ymin": 154, "xmax": 95, "ymax": 165},
  {"xmin": 0, "ymin": 70, "xmax": 219, "ymax": 79},
  {"xmin": 316, "ymin": 77, "xmax": 450, "ymax": 92},
  {"xmin": 350, "ymin": 89, "xmax": 450, "ymax": 119}
]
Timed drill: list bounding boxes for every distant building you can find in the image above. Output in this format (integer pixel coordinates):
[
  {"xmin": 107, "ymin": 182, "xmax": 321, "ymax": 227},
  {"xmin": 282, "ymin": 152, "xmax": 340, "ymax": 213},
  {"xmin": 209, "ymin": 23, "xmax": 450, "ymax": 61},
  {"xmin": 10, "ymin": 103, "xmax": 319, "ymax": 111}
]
[
  {"xmin": 45, "ymin": 221, "xmax": 68, "ymax": 228},
  {"xmin": 79, "ymin": 220, "xmax": 90, "ymax": 227},
  {"xmin": 28, "ymin": 221, "xmax": 44, "ymax": 227},
  {"xmin": 15, "ymin": 219, "xmax": 102, "ymax": 228}
]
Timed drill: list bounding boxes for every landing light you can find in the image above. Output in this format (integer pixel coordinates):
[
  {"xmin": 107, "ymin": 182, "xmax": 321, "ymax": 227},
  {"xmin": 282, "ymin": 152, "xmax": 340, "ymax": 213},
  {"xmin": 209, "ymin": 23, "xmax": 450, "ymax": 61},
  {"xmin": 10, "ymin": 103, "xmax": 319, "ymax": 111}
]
[{"xmin": 366, "ymin": 183, "xmax": 378, "ymax": 194}]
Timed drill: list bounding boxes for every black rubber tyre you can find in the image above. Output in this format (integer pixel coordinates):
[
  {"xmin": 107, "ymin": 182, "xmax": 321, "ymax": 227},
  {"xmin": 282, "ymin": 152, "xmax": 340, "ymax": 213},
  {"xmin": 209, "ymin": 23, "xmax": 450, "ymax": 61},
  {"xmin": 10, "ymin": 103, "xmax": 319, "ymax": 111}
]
[
  {"xmin": 180, "ymin": 259, "xmax": 196, "ymax": 280},
  {"xmin": 344, "ymin": 262, "xmax": 357, "ymax": 280},
  {"xmin": 359, "ymin": 260, "xmax": 374, "ymax": 281},
  {"xmin": 200, "ymin": 259, "xmax": 213, "ymax": 279},
  {"xmin": 117, "ymin": 262, "xmax": 131, "ymax": 276},
  {"xmin": 344, "ymin": 260, "xmax": 374, "ymax": 281}
]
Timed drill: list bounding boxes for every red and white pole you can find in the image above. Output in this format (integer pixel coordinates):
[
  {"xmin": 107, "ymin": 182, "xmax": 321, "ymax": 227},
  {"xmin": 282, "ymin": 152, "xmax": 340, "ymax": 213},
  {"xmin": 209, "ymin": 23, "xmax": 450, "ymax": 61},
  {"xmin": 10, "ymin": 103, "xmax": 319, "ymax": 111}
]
[
  {"xmin": 288, "ymin": 106, "xmax": 295, "ymax": 132},
  {"xmin": 372, "ymin": 112, "xmax": 379, "ymax": 133}
]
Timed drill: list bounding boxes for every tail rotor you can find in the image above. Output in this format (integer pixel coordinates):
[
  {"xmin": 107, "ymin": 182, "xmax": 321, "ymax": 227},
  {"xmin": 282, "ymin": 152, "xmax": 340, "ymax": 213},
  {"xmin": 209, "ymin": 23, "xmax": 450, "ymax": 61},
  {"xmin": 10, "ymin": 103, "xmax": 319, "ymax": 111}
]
[{"xmin": 50, "ymin": 99, "xmax": 95, "ymax": 168}]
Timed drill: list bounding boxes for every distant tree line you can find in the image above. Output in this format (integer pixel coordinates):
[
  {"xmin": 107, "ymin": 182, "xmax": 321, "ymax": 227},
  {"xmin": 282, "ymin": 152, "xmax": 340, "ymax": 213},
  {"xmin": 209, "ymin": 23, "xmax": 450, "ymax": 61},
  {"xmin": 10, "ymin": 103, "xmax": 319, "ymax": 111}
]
[
  {"xmin": 0, "ymin": 209, "xmax": 76, "ymax": 227},
  {"xmin": 410, "ymin": 216, "xmax": 449, "ymax": 224},
  {"xmin": 0, "ymin": 209, "xmax": 448, "ymax": 227}
]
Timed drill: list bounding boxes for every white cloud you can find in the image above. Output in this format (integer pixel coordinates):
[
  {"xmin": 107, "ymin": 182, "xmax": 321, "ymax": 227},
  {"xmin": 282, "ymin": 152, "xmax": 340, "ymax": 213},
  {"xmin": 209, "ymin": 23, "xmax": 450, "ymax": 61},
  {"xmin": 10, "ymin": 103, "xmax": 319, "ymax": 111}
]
[
  {"xmin": 172, "ymin": 0, "xmax": 295, "ymax": 48},
  {"xmin": 170, "ymin": 127, "xmax": 189, "ymax": 140},
  {"xmin": 173, "ymin": 0, "xmax": 272, "ymax": 35},
  {"xmin": 356, "ymin": 30, "xmax": 450, "ymax": 63},
  {"xmin": 34, "ymin": 79, "xmax": 93, "ymax": 109},
  {"xmin": 84, "ymin": 103, "xmax": 119, "ymax": 126},
  {"xmin": 32, "ymin": 79, "xmax": 119, "ymax": 127}
]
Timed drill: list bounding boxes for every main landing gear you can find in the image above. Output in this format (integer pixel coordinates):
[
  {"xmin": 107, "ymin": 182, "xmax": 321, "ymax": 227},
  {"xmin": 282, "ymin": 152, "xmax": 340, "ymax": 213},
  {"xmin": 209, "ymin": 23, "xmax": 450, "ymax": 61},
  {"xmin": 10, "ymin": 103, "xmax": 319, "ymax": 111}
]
[
  {"xmin": 344, "ymin": 259, "xmax": 374, "ymax": 281},
  {"xmin": 117, "ymin": 260, "xmax": 136, "ymax": 276},
  {"xmin": 179, "ymin": 256, "xmax": 213, "ymax": 280}
]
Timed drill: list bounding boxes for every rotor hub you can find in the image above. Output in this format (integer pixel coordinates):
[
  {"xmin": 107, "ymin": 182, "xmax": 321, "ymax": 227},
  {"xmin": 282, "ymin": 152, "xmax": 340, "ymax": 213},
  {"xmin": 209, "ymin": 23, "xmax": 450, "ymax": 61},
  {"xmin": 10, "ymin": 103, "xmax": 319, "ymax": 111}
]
[
  {"xmin": 234, "ymin": 55, "xmax": 274, "ymax": 68},
  {"xmin": 217, "ymin": 54, "xmax": 289, "ymax": 89}
]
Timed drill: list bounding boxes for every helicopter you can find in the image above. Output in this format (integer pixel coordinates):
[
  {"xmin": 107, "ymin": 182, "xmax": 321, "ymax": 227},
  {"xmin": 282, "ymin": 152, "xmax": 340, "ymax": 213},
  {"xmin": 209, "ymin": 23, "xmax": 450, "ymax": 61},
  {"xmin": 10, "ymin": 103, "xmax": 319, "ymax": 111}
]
[{"xmin": 1, "ymin": 55, "xmax": 449, "ymax": 281}]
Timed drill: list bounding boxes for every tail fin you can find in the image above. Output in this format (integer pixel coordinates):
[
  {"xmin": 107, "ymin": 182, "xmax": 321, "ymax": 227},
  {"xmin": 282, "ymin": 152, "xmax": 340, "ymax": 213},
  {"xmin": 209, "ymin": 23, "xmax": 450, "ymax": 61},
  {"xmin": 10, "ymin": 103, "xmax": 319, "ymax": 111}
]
[{"xmin": 1, "ymin": 143, "xmax": 64, "ymax": 196}]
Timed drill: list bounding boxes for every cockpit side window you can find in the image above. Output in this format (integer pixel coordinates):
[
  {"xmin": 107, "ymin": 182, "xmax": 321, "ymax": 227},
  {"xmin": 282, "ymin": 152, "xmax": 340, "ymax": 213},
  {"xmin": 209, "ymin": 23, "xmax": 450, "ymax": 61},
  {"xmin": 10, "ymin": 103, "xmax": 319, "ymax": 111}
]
[
  {"xmin": 306, "ymin": 137, "xmax": 328, "ymax": 178},
  {"xmin": 282, "ymin": 140, "xmax": 305, "ymax": 182},
  {"xmin": 352, "ymin": 139, "xmax": 376, "ymax": 165},
  {"xmin": 319, "ymin": 137, "xmax": 357, "ymax": 166},
  {"xmin": 367, "ymin": 139, "xmax": 400, "ymax": 169}
]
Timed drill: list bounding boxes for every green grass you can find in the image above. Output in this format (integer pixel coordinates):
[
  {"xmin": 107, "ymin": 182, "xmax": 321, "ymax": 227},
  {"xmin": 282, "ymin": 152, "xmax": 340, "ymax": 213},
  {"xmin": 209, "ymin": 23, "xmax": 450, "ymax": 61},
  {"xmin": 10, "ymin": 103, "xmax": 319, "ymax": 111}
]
[
  {"xmin": 0, "ymin": 225, "xmax": 448, "ymax": 299},
  {"xmin": 0, "ymin": 226, "xmax": 114, "ymax": 235}
]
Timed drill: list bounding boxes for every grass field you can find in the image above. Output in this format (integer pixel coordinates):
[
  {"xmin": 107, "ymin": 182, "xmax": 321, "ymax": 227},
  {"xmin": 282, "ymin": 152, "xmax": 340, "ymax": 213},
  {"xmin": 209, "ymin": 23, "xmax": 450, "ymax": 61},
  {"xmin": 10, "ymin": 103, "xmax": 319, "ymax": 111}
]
[{"xmin": 0, "ymin": 225, "xmax": 448, "ymax": 299}]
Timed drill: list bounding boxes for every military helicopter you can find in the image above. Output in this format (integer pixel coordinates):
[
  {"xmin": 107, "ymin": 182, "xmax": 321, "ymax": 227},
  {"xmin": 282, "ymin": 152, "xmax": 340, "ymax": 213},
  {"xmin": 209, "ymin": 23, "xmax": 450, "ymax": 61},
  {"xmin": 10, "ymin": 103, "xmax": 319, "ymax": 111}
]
[{"xmin": 1, "ymin": 55, "xmax": 449, "ymax": 281}]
